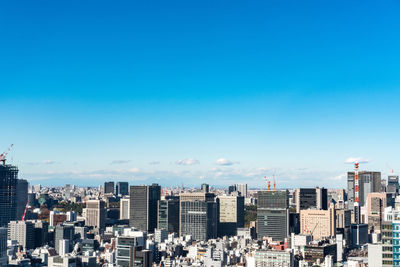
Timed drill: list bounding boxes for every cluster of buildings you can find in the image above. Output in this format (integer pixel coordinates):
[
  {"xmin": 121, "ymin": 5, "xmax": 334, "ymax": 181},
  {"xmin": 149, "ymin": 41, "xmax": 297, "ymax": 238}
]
[{"xmin": 1, "ymin": 161, "xmax": 400, "ymax": 266}]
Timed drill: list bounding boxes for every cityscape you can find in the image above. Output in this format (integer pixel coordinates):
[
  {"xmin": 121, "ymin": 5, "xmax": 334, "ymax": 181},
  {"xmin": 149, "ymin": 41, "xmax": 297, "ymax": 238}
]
[{"xmin": 2, "ymin": 1, "xmax": 400, "ymax": 267}]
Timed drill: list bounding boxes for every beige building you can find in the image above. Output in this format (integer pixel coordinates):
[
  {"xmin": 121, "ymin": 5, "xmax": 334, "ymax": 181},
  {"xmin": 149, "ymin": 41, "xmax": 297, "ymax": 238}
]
[
  {"xmin": 300, "ymin": 206, "xmax": 336, "ymax": 240},
  {"xmin": 367, "ymin": 192, "xmax": 387, "ymax": 233},
  {"xmin": 84, "ymin": 200, "xmax": 106, "ymax": 229}
]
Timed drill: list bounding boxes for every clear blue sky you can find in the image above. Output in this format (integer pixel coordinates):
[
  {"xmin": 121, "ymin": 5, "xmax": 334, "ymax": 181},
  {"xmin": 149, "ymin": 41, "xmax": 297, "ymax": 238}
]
[{"xmin": 1, "ymin": 0, "xmax": 400, "ymax": 188}]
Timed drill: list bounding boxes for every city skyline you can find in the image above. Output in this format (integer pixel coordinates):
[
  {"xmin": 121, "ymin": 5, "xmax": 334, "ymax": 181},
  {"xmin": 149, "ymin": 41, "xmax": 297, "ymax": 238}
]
[{"xmin": 2, "ymin": 1, "xmax": 400, "ymax": 187}]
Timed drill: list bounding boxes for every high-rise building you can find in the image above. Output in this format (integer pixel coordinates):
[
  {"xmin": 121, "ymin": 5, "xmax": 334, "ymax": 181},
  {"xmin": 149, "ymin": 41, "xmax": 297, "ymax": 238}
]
[
  {"xmin": 157, "ymin": 196, "xmax": 179, "ymax": 234},
  {"xmin": 8, "ymin": 220, "xmax": 35, "ymax": 250},
  {"xmin": 217, "ymin": 195, "xmax": 244, "ymax": 237},
  {"xmin": 0, "ymin": 164, "xmax": 18, "ymax": 226},
  {"xmin": 54, "ymin": 224, "xmax": 74, "ymax": 254},
  {"xmin": 295, "ymin": 187, "xmax": 328, "ymax": 213},
  {"xmin": 180, "ymin": 192, "xmax": 218, "ymax": 241},
  {"xmin": 228, "ymin": 185, "xmax": 237, "ymax": 195},
  {"xmin": 367, "ymin": 192, "xmax": 387, "ymax": 233},
  {"xmin": 129, "ymin": 184, "xmax": 161, "ymax": 232},
  {"xmin": 257, "ymin": 190, "xmax": 289, "ymax": 241},
  {"xmin": 0, "ymin": 228, "xmax": 7, "ymax": 266},
  {"xmin": 85, "ymin": 200, "xmax": 106, "ymax": 229},
  {"xmin": 387, "ymin": 175, "xmax": 399, "ymax": 194},
  {"xmin": 104, "ymin": 181, "xmax": 115, "ymax": 194},
  {"xmin": 16, "ymin": 179, "xmax": 28, "ymax": 220},
  {"xmin": 116, "ymin": 182, "xmax": 129, "ymax": 196},
  {"xmin": 201, "ymin": 183, "xmax": 210, "ymax": 193},
  {"xmin": 32, "ymin": 220, "xmax": 49, "ymax": 248},
  {"xmin": 120, "ymin": 197, "xmax": 130, "ymax": 220},
  {"xmin": 116, "ymin": 235, "xmax": 152, "ymax": 267},
  {"xmin": 336, "ymin": 209, "xmax": 351, "ymax": 244},
  {"xmin": 347, "ymin": 171, "xmax": 381, "ymax": 208},
  {"xmin": 237, "ymin": 184, "xmax": 248, "ymax": 198},
  {"xmin": 300, "ymin": 205, "xmax": 336, "ymax": 240}
]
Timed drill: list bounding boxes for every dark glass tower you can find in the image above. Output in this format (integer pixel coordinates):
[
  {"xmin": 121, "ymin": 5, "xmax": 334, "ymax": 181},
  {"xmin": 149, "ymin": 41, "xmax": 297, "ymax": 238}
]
[
  {"xmin": 104, "ymin": 181, "xmax": 115, "ymax": 194},
  {"xmin": 157, "ymin": 196, "xmax": 179, "ymax": 233},
  {"xmin": 0, "ymin": 164, "xmax": 18, "ymax": 227},
  {"xmin": 116, "ymin": 182, "xmax": 129, "ymax": 196}
]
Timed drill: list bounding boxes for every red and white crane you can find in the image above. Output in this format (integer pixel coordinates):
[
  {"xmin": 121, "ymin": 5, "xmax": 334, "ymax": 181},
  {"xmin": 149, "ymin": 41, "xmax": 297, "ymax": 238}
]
[{"xmin": 0, "ymin": 144, "xmax": 13, "ymax": 166}]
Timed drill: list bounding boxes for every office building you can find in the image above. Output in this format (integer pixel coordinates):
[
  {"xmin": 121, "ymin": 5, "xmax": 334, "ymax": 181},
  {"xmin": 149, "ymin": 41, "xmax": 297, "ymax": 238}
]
[
  {"xmin": 347, "ymin": 171, "xmax": 381, "ymax": 208},
  {"xmin": 304, "ymin": 243, "xmax": 337, "ymax": 264},
  {"xmin": 387, "ymin": 175, "xmax": 399, "ymax": 194},
  {"xmin": 0, "ymin": 228, "xmax": 7, "ymax": 266},
  {"xmin": 59, "ymin": 239, "xmax": 70, "ymax": 256},
  {"xmin": 351, "ymin": 224, "xmax": 368, "ymax": 247},
  {"xmin": 368, "ymin": 243, "xmax": 383, "ymax": 267},
  {"xmin": 157, "ymin": 196, "xmax": 179, "ymax": 233},
  {"xmin": 33, "ymin": 220, "xmax": 49, "ymax": 248},
  {"xmin": 336, "ymin": 209, "xmax": 351, "ymax": 244},
  {"xmin": 116, "ymin": 236, "xmax": 152, "ymax": 267},
  {"xmin": 155, "ymin": 228, "xmax": 168, "ymax": 243},
  {"xmin": 85, "ymin": 200, "xmax": 106, "ymax": 229},
  {"xmin": 300, "ymin": 205, "xmax": 336, "ymax": 240},
  {"xmin": 255, "ymin": 250, "xmax": 294, "ymax": 267},
  {"xmin": 120, "ymin": 197, "xmax": 130, "ymax": 220},
  {"xmin": 104, "ymin": 181, "xmax": 115, "ymax": 194},
  {"xmin": 217, "ymin": 194, "xmax": 244, "ymax": 237},
  {"xmin": 180, "ymin": 192, "xmax": 218, "ymax": 241},
  {"xmin": 129, "ymin": 184, "xmax": 161, "ymax": 232},
  {"xmin": 201, "ymin": 183, "xmax": 210, "ymax": 193},
  {"xmin": 116, "ymin": 182, "xmax": 129, "ymax": 196},
  {"xmin": 0, "ymin": 164, "xmax": 18, "ymax": 226},
  {"xmin": 367, "ymin": 192, "xmax": 387, "ymax": 233},
  {"xmin": 228, "ymin": 185, "xmax": 237, "ymax": 194},
  {"xmin": 8, "ymin": 220, "xmax": 35, "ymax": 250},
  {"xmin": 54, "ymin": 224, "xmax": 74, "ymax": 254},
  {"xmin": 237, "ymin": 184, "xmax": 248, "ymax": 198},
  {"xmin": 295, "ymin": 187, "xmax": 328, "ymax": 213},
  {"xmin": 16, "ymin": 179, "xmax": 28, "ymax": 220}
]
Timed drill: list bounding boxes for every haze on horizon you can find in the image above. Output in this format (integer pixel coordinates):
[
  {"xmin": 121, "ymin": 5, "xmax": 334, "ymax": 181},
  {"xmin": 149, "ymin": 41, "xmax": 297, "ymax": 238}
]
[{"xmin": 1, "ymin": 0, "xmax": 400, "ymax": 188}]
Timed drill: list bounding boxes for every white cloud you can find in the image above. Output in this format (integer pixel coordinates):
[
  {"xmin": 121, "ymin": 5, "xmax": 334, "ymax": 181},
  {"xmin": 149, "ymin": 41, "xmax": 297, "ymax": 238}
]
[
  {"xmin": 344, "ymin": 157, "xmax": 370, "ymax": 164},
  {"xmin": 332, "ymin": 173, "xmax": 346, "ymax": 181},
  {"xmin": 216, "ymin": 158, "xmax": 235, "ymax": 166},
  {"xmin": 175, "ymin": 158, "xmax": 199, "ymax": 166}
]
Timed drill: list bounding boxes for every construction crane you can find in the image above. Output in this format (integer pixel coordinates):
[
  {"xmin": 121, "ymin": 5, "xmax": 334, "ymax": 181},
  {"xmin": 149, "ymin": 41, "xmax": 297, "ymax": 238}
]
[
  {"xmin": 0, "ymin": 144, "xmax": 14, "ymax": 166},
  {"xmin": 273, "ymin": 174, "xmax": 276, "ymax": 191},
  {"xmin": 21, "ymin": 202, "xmax": 29, "ymax": 221},
  {"xmin": 264, "ymin": 176, "xmax": 271, "ymax": 190}
]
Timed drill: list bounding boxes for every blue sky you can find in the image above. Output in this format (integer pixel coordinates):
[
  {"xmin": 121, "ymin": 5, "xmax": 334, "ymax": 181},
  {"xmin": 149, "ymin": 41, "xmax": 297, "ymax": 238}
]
[{"xmin": 1, "ymin": 0, "xmax": 400, "ymax": 188}]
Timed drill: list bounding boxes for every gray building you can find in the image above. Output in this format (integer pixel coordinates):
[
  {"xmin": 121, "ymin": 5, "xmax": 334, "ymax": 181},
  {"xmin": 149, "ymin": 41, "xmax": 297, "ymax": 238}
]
[
  {"xmin": 237, "ymin": 184, "xmax": 248, "ymax": 198},
  {"xmin": 347, "ymin": 171, "xmax": 381, "ymax": 208},
  {"xmin": 295, "ymin": 187, "xmax": 327, "ymax": 213},
  {"xmin": 104, "ymin": 181, "xmax": 115, "ymax": 194},
  {"xmin": 116, "ymin": 182, "xmax": 129, "ymax": 196},
  {"xmin": 201, "ymin": 183, "xmax": 210, "ymax": 193},
  {"xmin": 54, "ymin": 224, "xmax": 74, "ymax": 253},
  {"xmin": 116, "ymin": 236, "xmax": 152, "ymax": 267},
  {"xmin": 8, "ymin": 220, "xmax": 35, "ymax": 250},
  {"xmin": 0, "ymin": 228, "xmax": 7, "ymax": 266},
  {"xmin": 255, "ymin": 250, "xmax": 294, "ymax": 267},
  {"xmin": 387, "ymin": 175, "xmax": 399, "ymax": 194},
  {"xmin": 0, "ymin": 164, "xmax": 18, "ymax": 227},
  {"xmin": 257, "ymin": 190, "xmax": 289, "ymax": 241},
  {"xmin": 129, "ymin": 184, "xmax": 161, "ymax": 232},
  {"xmin": 157, "ymin": 196, "xmax": 179, "ymax": 233},
  {"xmin": 16, "ymin": 179, "xmax": 28, "ymax": 219},
  {"xmin": 180, "ymin": 192, "xmax": 218, "ymax": 241}
]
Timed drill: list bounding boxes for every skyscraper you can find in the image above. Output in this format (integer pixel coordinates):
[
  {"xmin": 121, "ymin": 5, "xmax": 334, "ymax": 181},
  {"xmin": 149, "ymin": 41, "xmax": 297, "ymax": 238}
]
[
  {"xmin": 201, "ymin": 183, "xmax": 210, "ymax": 193},
  {"xmin": 104, "ymin": 181, "xmax": 115, "ymax": 194},
  {"xmin": 295, "ymin": 187, "xmax": 328, "ymax": 213},
  {"xmin": 8, "ymin": 220, "xmax": 35, "ymax": 250},
  {"xmin": 116, "ymin": 182, "xmax": 129, "ymax": 196},
  {"xmin": 0, "ymin": 164, "xmax": 18, "ymax": 227},
  {"xmin": 367, "ymin": 192, "xmax": 387, "ymax": 233},
  {"xmin": 387, "ymin": 175, "xmax": 399, "ymax": 194},
  {"xmin": 347, "ymin": 171, "xmax": 381, "ymax": 208},
  {"xmin": 85, "ymin": 200, "xmax": 106, "ymax": 229},
  {"xmin": 0, "ymin": 228, "xmax": 7, "ymax": 266},
  {"xmin": 129, "ymin": 184, "xmax": 161, "ymax": 232},
  {"xmin": 157, "ymin": 196, "xmax": 179, "ymax": 234},
  {"xmin": 54, "ymin": 224, "xmax": 74, "ymax": 253},
  {"xmin": 257, "ymin": 190, "xmax": 289, "ymax": 241},
  {"xmin": 300, "ymin": 205, "xmax": 336, "ymax": 240},
  {"xmin": 237, "ymin": 184, "xmax": 248, "ymax": 198},
  {"xmin": 16, "ymin": 179, "xmax": 28, "ymax": 220},
  {"xmin": 120, "ymin": 197, "xmax": 130, "ymax": 220},
  {"xmin": 217, "ymin": 194, "xmax": 245, "ymax": 237}
]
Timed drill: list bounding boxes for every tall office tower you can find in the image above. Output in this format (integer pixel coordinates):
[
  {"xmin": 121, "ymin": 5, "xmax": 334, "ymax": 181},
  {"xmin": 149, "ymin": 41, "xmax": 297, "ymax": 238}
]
[
  {"xmin": 367, "ymin": 192, "xmax": 387, "ymax": 233},
  {"xmin": 0, "ymin": 164, "xmax": 18, "ymax": 226},
  {"xmin": 104, "ymin": 182, "xmax": 115, "ymax": 194},
  {"xmin": 387, "ymin": 175, "xmax": 399, "ymax": 194},
  {"xmin": 129, "ymin": 184, "xmax": 161, "ymax": 232},
  {"xmin": 179, "ymin": 192, "xmax": 218, "ymax": 241},
  {"xmin": 59, "ymin": 239, "xmax": 70, "ymax": 256},
  {"xmin": 217, "ymin": 195, "xmax": 245, "ymax": 237},
  {"xmin": 8, "ymin": 220, "xmax": 35, "ymax": 250},
  {"xmin": 336, "ymin": 209, "xmax": 352, "ymax": 244},
  {"xmin": 157, "ymin": 196, "xmax": 179, "ymax": 233},
  {"xmin": 0, "ymin": 228, "xmax": 7, "ymax": 266},
  {"xmin": 16, "ymin": 179, "xmax": 28, "ymax": 219},
  {"xmin": 300, "ymin": 205, "xmax": 336, "ymax": 240},
  {"xmin": 116, "ymin": 182, "xmax": 129, "ymax": 196},
  {"xmin": 295, "ymin": 187, "xmax": 328, "ymax": 213},
  {"xmin": 120, "ymin": 197, "xmax": 130, "ymax": 220},
  {"xmin": 228, "ymin": 185, "xmax": 237, "ymax": 195},
  {"xmin": 28, "ymin": 193, "xmax": 37, "ymax": 207},
  {"xmin": 33, "ymin": 220, "xmax": 49, "ymax": 248},
  {"xmin": 116, "ymin": 236, "xmax": 152, "ymax": 267},
  {"xmin": 85, "ymin": 200, "xmax": 106, "ymax": 229},
  {"xmin": 64, "ymin": 184, "xmax": 71, "ymax": 199},
  {"xmin": 347, "ymin": 171, "xmax": 381, "ymax": 208},
  {"xmin": 237, "ymin": 184, "xmax": 248, "ymax": 198},
  {"xmin": 257, "ymin": 190, "xmax": 289, "ymax": 241},
  {"xmin": 54, "ymin": 224, "xmax": 74, "ymax": 253},
  {"xmin": 201, "ymin": 183, "xmax": 210, "ymax": 193}
]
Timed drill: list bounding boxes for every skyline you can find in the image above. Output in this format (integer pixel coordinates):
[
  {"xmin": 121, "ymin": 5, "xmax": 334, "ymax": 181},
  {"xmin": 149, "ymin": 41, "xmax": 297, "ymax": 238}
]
[{"xmin": 2, "ymin": 1, "xmax": 400, "ymax": 187}]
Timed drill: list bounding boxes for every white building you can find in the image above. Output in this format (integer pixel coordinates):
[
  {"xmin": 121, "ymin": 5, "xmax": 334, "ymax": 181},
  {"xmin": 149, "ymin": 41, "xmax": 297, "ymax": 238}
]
[
  {"xmin": 120, "ymin": 197, "xmax": 130, "ymax": 220},
  {"xmin": 368, "ymin": 243, "xmax": 382, "ymax": 267}
]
